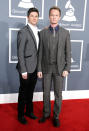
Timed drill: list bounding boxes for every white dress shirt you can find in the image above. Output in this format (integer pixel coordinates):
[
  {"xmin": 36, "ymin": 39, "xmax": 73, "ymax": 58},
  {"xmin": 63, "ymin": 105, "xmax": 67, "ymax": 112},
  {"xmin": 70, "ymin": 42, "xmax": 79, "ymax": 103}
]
[{"xmin": 28, "ymin": 23, "xmax": 39, "ymax": 49}]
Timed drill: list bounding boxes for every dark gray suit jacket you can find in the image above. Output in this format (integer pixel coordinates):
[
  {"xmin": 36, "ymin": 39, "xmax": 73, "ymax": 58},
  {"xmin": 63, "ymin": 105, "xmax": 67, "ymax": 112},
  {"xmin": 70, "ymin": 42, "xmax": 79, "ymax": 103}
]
[
  {"xmin": 17, "ymin": 25, "xmax": 38, "ymax": 74},
  {"xmin": 37, "ymin": 26, "xmax": 71, "ymax": 75}
]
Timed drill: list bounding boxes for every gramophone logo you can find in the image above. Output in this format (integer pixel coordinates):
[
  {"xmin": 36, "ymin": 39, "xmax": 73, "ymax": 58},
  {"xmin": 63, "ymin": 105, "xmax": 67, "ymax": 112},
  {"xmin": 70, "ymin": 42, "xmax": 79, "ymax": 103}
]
[
  {"xmin": 18, "ymin": 0, "xmax": 34, "ymax": 9},
  {"xmin": 71, "ymin": 57, "xmax": 75, "ymax": 63},
  {"xmin": 71, "ymin": 40, "xmax": 83, "ymax": 71},
  {"xmin": 62, "ymin": 0, "xmax": 76, "ymax": 22},
  {"xmin": 58, "ymin": 0, "xmax": 87, "ymax": 30},
  {"xmin": 9, "ymin": 0, "xmax": 44, "ymax": 19}
]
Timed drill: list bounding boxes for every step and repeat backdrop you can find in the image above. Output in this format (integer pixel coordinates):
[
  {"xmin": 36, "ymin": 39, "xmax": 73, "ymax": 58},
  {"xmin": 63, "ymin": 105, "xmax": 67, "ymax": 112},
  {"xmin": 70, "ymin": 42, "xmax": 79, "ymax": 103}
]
[{"xmin": 0, "ymin": 0, "xmax": 89, "ymax": 101}]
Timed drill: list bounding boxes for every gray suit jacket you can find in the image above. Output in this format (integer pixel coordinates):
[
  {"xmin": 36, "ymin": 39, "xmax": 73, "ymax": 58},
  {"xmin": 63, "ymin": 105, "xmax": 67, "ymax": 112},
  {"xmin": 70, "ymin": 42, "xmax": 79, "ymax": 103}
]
[
  {"xmin": 37, "ymin": 26, "xmax": 71, "ymax": 75},
  {"xmin": 17, "ymin": 24, "xmax": 38, "ymax": 73}
]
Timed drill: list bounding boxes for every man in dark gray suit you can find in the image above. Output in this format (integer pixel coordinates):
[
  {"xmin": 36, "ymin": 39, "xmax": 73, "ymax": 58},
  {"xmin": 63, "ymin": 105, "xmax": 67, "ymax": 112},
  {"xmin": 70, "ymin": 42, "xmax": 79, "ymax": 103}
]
[
  {"xmin": 37, "ymin": 6, "xmax": 71, "ymax": 127},
  {"xmin": 16, "ymin": 8, "xmax": 39, "ymax": 124}
]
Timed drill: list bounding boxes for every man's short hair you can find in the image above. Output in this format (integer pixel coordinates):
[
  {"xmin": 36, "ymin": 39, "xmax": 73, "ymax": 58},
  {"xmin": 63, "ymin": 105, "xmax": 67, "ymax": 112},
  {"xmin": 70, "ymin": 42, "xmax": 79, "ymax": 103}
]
[
  {"xmin": 27, "ymin": 7, "xmax": 39, "ymax": 17},
  {"xmin": 49, "ymin": 6, "xmax": 61, "ymax": 16}
]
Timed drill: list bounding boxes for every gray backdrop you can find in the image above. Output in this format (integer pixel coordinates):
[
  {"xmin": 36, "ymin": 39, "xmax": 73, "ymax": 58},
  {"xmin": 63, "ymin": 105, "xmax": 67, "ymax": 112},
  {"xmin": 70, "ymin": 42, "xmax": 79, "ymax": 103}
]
[{"xmin": 0, "ymin": 0, "xmax": 89, "ymax": 94}]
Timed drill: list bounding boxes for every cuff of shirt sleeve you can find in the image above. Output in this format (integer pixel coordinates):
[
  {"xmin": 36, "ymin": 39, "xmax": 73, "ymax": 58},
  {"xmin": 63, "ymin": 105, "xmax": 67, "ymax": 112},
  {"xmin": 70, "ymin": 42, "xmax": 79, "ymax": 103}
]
[{"xmin": 22, "ymin": 72, "xmax": 27, "ymax": 75}]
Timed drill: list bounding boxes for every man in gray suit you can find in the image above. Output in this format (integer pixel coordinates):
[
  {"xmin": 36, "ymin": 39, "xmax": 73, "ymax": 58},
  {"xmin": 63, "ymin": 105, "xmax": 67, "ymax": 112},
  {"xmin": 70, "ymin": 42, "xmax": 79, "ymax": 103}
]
[
  {"xmin": 37, "ymin": 6, "xmax": 71, "ymax": 127},
  {"xmin": 17, "ymin": 8, "xmax": 39, "ymax": 124}
]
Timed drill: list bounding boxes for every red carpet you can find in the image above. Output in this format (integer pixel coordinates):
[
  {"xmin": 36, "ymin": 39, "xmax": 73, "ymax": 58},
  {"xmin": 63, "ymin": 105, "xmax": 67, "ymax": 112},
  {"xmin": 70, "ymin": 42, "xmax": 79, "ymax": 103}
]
[{"xmin": 0, "ymin": 99, "xmax": 89, "ymax": 131}]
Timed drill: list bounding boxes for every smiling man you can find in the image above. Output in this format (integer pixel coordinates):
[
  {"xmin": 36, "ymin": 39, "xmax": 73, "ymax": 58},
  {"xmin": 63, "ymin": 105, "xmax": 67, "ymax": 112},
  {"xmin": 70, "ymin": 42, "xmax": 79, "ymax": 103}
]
[
  {"xmin": 37, "ymin": 6, "xmax": 71, "ymax": 127},
  {"xmin": 16, "ymin": 8, "xmax": 39, "ymax": 124}
]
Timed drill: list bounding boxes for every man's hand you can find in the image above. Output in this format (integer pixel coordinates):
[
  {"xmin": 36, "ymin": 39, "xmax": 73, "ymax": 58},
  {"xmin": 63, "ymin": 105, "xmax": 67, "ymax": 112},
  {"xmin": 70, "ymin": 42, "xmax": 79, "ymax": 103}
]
[
  {"xmin": 62, "ymin": 71, "xmax": 69, "ymax": 77},
  {"xmin": 22, "ymin": 74, "xmax": 28, "ymax": 79},
  {"xmin": 37, "ymin": 72, "xmax": 43, "ymax": 78}
]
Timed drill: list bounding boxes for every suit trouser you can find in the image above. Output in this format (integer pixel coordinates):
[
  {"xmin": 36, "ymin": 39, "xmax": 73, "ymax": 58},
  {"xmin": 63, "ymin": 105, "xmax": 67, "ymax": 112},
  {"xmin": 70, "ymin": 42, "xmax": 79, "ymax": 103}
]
[
  {"xmin": 43, "ymin": 72, "xmax": 63, "ymax": 119},
  {"xmin": 18, "ymin": 69, "xmax": 37, "ymax": 117}
]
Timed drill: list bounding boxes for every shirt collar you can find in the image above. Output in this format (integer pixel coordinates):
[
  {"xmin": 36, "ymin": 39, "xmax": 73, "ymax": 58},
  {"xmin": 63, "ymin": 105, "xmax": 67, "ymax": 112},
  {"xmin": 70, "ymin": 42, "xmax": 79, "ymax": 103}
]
[
  {"xmin": 27, "ymin": 23, "xmax": 37, "ymax": 30},
  {"xmin": 49, "ymin": 25, "xmax": 59, "ymax": 32}
]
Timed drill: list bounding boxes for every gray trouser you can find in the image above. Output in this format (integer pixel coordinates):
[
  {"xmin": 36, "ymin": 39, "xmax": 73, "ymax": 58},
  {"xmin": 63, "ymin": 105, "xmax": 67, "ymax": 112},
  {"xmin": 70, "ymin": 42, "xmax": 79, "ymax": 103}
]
[{"xmin": 43, "ymin": 72, "xmax": 63, "ymax": 119}]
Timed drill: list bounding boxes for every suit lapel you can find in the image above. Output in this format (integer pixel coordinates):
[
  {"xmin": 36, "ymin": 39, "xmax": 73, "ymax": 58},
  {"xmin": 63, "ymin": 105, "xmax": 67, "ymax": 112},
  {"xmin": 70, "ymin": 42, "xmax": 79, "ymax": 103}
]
[
  {"xmin": 27, "ymin": 25, "xmax": 37, "ymax": 50},
  {"xmin": 58, "ymin": 26, "xmax": 63, "ymax": 48},
  {"xmin": 46, "ymin": 28, "xmax": 51, "ymax": 50}
]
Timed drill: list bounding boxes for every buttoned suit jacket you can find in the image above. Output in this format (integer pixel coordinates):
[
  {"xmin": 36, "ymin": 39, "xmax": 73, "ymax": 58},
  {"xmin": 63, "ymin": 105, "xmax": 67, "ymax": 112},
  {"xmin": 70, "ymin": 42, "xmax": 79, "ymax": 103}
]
[{"xmin": 37, "ymin": 26, "xmax": 71, "ymax": 75}]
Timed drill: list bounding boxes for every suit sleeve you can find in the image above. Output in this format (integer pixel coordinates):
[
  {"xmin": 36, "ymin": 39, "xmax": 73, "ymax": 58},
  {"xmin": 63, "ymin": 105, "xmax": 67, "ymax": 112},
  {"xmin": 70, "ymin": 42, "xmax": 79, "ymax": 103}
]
[
  {"xmin": 37, "ymin": 31, "xmax": 43, "ymax": 72},
  {"xmin": 17, "ymin": 30, "xmax": 27, "ymax": 73},
  {"xmin": 64, "ymin": 31, "xmax": 71, "ymax": 72}
]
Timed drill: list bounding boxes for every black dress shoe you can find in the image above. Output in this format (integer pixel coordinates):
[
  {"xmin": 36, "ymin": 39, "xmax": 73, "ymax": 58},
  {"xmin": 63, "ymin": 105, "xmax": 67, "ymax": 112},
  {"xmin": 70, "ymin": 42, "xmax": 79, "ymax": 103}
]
[
  {"xmin": 39, "ymin": 116, "xmax": 50, "ymax": 123},
  {"xmin": 53, "ymin": 119, "xmax": 60, "ymax": 127},
  {"xmin": 25, "ymin": 112, "xmax": 38, "ymax": 119},
  {"xmin": 18, "ymin": 116, "xmax": 27, "ymax": 124}
]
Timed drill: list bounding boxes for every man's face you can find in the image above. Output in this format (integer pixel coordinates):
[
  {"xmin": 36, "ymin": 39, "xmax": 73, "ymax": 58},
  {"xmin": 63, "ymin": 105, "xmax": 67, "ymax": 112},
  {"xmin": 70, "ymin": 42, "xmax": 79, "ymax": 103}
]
[
  {"xmin": 49, "ymin": 9, "xmax": 61, "ymax": 25},
  {"xmin": 28, "ymin": 12, "xmax": 39, "ymax": 26}
]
